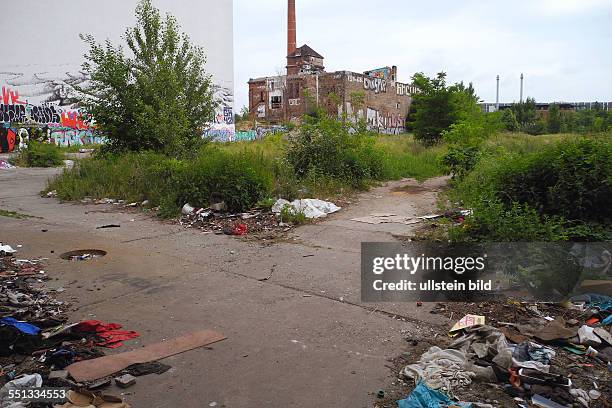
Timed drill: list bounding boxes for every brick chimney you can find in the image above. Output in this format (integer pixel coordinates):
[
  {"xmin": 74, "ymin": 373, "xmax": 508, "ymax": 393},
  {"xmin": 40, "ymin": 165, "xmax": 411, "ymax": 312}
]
[{"xmin": 288, "ymin": 0, "xmax": 296, "ymax": 57}]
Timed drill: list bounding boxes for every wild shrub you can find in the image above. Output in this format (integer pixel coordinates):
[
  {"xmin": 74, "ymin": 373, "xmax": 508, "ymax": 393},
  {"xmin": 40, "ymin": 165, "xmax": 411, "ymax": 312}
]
[
  {"xmin": 14, "ymin": 142, "xmax": 64, "ymax": 167},
  {"xmin": 450, "ymin": 137, "xmax": 611, "ymax": 241},
  {"xmin": 440, "ymin": 112, "xmax": 503, "ymax": 178},
  {"xmin": 495, "ymin": 138, "xmax": 611, "ymax": 222},
  {"xmin": 285, "ymin": 116, "xmax": 385, "ymax": 187},
  {"xmin": 167, "ymin": 146, "xmax": 273, "ymax": 214}
]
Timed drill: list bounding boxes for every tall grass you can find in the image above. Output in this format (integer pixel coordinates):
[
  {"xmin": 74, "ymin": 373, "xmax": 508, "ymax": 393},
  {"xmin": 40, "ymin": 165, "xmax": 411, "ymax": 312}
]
[
  {"xmin": 46, "ymin": 131, "xmax": 449, "ymax": 216},
  {"xmin": 447, "ymin": 134, "xmax": 611, "ymax": 241},
  {"xmin": 375, "ymin": 134, "xmax": 447, "ymax": 181}
]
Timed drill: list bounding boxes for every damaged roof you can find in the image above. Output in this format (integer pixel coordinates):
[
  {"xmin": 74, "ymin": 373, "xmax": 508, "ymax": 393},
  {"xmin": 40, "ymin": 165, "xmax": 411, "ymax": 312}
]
[{"xmin": 288, "ymin": 44, "xmax": 324, "ymax": 59}]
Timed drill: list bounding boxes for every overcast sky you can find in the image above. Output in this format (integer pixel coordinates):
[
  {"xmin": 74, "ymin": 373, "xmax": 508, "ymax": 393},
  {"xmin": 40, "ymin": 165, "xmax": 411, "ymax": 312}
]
[
  {"xmin": 1, "ymin": 0, "xmax": 233, "ymax": 94},
  {"xmin": 234, "ymin": 0, "xmax": 612, "ymax": 110}
]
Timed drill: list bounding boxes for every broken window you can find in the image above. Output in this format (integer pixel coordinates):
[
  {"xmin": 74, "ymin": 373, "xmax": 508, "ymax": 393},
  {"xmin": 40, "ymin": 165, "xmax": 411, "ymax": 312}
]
[{"xmin": 271, "ymin": 96, "xmax": 282, "ymax": 109}]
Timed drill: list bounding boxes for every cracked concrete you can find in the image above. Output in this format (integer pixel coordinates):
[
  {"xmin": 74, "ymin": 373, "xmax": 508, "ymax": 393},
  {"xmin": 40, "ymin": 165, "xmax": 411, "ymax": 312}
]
[{"xmin": 0, "ymin": 166, "xmax": 448, "ymax": 407}]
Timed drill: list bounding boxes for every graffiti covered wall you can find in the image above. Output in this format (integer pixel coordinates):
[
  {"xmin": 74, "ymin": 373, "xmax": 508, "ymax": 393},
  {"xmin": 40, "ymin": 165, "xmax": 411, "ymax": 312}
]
[{"xmin": 0, "ymin": 74, "xmax": 105, "ymax": 152}]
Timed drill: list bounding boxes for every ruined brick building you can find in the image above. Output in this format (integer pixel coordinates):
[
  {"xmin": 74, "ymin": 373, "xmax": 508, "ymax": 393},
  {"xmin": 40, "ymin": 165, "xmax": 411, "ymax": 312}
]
[{"xmin": 248, "ymin": 0, "xmax": 417, "ymax": 134}]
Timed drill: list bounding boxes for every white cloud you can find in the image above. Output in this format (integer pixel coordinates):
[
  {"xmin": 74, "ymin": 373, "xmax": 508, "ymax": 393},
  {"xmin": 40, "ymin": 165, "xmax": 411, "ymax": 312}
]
[{"xmin": 531, "ymin": 0, "xmax": 610, "ymax": 16}]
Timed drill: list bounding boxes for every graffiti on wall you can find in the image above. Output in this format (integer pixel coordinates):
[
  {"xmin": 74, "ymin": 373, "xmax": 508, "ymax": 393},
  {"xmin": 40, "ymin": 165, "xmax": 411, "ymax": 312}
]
[
  {"xmin": 396, "ymin": 82, "xmax": 418, "ymax": 96},
  {"xmin": 366, "ymin": 107, "xmax": 405, "ymax": 134},
  {"xmin": 365, "ymin": 67, "xmax": 391, "ymax": 79},
  {"xmin": 363, "ymin": 77, "xmax": 387, "ymax": 94},
  {"xmin": 2, "ymin": 67, "xmax": 236, "ymax": 148},
  {"xmin": 0, "ymin": 69, "xmax": 105, "ymax": 152}
]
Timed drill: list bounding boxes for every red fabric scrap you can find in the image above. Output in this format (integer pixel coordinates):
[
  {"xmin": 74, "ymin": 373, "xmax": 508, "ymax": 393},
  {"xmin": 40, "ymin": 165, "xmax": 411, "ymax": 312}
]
[
  {"xmin": 232, "ymin": 223, "xmax": 248, "ymax": 236},
  {"xmin": 585, "ymin": 316, "xmax": 600, "ymax": 326},
  {"xmin": 73, "ymin": 320, "xmax": 139, "ymax": 348}
]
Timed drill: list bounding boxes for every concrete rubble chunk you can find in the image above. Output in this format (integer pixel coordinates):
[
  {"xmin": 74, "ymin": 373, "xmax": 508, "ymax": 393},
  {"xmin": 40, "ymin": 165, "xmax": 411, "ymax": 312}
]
[{"xmin": 114, "ymin": 374, "xmax": 137, "ymax": 388}]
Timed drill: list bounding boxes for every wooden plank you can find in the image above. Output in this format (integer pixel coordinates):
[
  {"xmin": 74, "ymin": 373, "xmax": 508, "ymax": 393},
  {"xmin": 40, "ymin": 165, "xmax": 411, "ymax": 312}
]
[{"xmin": 67, "ymin": 330, "xmax": 226, "ymax": 382}]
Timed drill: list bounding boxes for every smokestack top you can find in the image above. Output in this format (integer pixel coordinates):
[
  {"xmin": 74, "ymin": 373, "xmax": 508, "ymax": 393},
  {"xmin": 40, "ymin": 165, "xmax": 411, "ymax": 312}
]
[{"xmin": 288, "ymin": 0, "xmax": 296, "ymax": 56}]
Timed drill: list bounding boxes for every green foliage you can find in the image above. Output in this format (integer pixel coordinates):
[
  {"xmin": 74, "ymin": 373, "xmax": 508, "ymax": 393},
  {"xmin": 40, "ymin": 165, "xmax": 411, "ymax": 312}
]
[
  {"xmin": 494, "ymin": 138, "xmax": 611, "ymax": 222},
  {"xmin": 441, "ymin": 145, "xmax": 480, "ymax": 179},
  {"xmin": 409, "ymin": 72, "xmax": 480, "ymax": 145},
  {"xmin": 501, "ymin": 109, "xmax": 519, "ymax": 131},
  {"xmin": 168, "ymin": 145, "xmax": 273, "ymax": 213},
  {"xmin": 80, "ymin": 0, "xmax": 215, "ymax": 156},
  {"xmin": 449, "ymin": 137, "xmax": 612, "ymax": 241},
  {"xmin": 547, "ymin": 103, "xmax": 561, "ymax": 133},
  {"xmin": 47, "ymin": 148, "xmax": 273, "ymax": 216},
  {"xmin": 0, "ymin": 209, "xmax": 35, "ymax": 219},
  {"xmin": 511, "ymin": 97, "xmax": 537, "ymax": 130},
  {"xmin": 440, "ymin": 111, "xmax": 503, "ymax": 178},
  {"xmin": 279, "ymin": 205, "xmax": 307, "ymax": 225},
  {"xmin": 13, "ymin": 142, "xmax": 64, "ymax": 167},
  {"xmin": 285, "ymin": 116, "xmax": 386, "ymax": 188}
]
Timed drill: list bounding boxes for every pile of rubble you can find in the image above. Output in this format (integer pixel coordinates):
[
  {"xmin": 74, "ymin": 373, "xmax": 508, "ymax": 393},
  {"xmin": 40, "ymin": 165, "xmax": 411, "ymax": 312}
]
[
  {"xmin": 0, "ymin": 243, "xmax": 143, "ymax": 407},
  {"xmin": 388, "ymin": 299, "xmax": 611, "ymax": 408},
  {"xmin": 179, "ymin": 198, "xmax": 341, "ymax": 237}
]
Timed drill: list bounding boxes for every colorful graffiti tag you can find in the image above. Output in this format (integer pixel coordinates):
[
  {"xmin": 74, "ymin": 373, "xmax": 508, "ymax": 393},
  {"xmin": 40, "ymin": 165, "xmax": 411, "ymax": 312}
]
[{"xmin": 0, "ymin": 85, "xmax": 105, "ymax": 152}]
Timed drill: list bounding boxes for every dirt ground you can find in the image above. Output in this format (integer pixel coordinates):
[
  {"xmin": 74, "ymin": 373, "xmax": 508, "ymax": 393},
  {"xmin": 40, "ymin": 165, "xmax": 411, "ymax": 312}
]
[{"xmin": 0, "ymin": 166, "xmax": 450, "ymax": 407}]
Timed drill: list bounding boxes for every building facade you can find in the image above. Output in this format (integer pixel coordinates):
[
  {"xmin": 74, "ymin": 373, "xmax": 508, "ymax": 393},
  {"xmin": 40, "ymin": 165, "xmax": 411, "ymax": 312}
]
[{"xmin": 247, "ymin": 1, "xmax": 417, "ymax": 134}]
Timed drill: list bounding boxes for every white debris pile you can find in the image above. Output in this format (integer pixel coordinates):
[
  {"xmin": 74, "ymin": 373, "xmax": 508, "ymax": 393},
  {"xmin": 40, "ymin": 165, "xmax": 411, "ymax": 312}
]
[{"xmin": 272, "ymin": 199, "xmax": 341, "ymax": 219}]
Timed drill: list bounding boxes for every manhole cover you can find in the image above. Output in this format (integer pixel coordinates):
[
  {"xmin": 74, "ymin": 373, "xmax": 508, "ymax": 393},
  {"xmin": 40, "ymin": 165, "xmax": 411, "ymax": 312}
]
[{"xmin": 60, "ymin": 249, "xmax": 107, "ymax": 261}]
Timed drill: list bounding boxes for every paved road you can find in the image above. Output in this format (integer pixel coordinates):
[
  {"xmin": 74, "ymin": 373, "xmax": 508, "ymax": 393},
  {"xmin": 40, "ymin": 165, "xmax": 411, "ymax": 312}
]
[{"xmin": 0, "ymin": 166, "xmax": 447, "ymax": 407}]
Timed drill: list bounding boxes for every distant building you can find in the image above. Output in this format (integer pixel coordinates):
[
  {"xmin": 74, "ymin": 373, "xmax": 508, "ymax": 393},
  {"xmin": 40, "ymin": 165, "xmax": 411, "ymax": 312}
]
[
  {"xmin": 480, "ymin": 101, "xmax": 612, "ymax": 114},
  {"xmin": 247, "ymin": 0, "xmax": 417, "ymax": 134}
]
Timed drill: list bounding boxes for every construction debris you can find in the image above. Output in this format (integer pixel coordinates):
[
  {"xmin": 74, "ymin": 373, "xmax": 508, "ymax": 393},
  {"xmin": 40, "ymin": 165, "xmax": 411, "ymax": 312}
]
[
  {"xmin": 67, "ymin": 330, "xmax": 226, "ymax": 382},
  {"xmin": 272, "ymin": 198, "xmax": 341, "ymax": 219},
  {"xmin": 0, "ymin": 243, "xmax": 151, "ymax": 406},
  {"xmin": 392, "ymin": 297, "xmax": 612, "ymax": 407}
]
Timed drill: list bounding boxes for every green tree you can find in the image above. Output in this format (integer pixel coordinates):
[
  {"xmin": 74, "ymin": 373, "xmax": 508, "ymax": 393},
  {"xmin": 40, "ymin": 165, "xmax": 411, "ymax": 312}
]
[
  {"xmin": 409, "ymin": 72, "xmax": 479, "ymax": 145},
  {"xmin": 80, "ymin": 0, "xmax": 216, "ymax": 156},
  {"xmin": 501, "ymin": 109, "xmax": 519, "ymax": 131},
  {"xmin": 547, "ymin": 103, "xmax": 561, "ymax": 134},
  {"xmin": 511, "ymin": 97, "xmax": 537, "ymax": 129}
]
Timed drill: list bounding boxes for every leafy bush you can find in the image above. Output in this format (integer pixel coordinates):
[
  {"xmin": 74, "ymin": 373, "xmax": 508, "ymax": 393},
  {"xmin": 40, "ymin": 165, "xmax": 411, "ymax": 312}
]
[
  {"xmin": 495, "ymin": 138, "xmax": 611, "ymax": 222},
  {"xmin": 441, "ymin": 145, "xmax": 480, "ymax": 178},
  {"xmin": 285, "ymin": 116, "xmax": 386, "ymax": 188},
  {"xmin": 449, "ymin": 137, "xmax": 612, "ymax": 241},
  {"xmin": 501, "ymin": 109, "xmax": 519, "ymax": 131},
  {"xmin": 168, "ymin": 146, "xmax": 273, "ymax": 213},
  {"xmin": 409, "ymin": 72, "xmax": 480, "ymax": 145},
  {"xmin": 440, "ymin": 112, "xmax": 503, "ymax": 178},
  {"xmin": 14, "ymin": 142, "xmax": 64, "ymax": 167}
]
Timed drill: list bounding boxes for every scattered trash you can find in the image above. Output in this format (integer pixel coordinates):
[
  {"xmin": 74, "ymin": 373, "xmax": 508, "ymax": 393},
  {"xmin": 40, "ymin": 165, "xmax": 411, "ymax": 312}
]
[
  {"xmin": 0, "ymin": 374, "xmax": 43, "ymax": 402},
  {"xmin": 67, "ymin": 330, "xmax": 226, "ymax": 382},
  {"xmin": 60, "ymin": 249, "xmax": 107, "ymax": 261},
  {"xmin": 578, "ymin": 325, "xmax": 601, "ymax": 346},
  {"xmin": 73, "ymin": 320, "xmax": 140, "ymax": 348},
  {"xmin": 397, "ymin": 382, "xmax": 472, "ymax": 408},
  {"xmin": 114, "ymin": 373, "xmax": 137, "ymax": 388},
  {"xmin": 228, "ymin": 222, "xmax": 248, "ymax": 236},
  {"xmin": 0, "ymin": 243, "xmax": 17, "ymax": 255},
  {"xmin": 123, "ymin": 361, "xmax": 171, "ymax": 376},
  {"xmin": 57, "ymin": 389, "xmax": 131, "ymax": 408},
  {"xmin": 351, "ymin": 213, "xmax": 420, "ymax": 225},
  {"xmin": 531, "ymin": 393, "xmax": 566, "ymax": 408},
  {"xmin": 0, "ymin": 159, "xmax": 15, "ymax": 169},
  {"xmin": 396, "ymin": 298, "xmax": 611, "ymax": 407},
  {"xmin": 0, "ymin": 316, "xmax": 41, "ymax": 335},
  {"xmin": 272, "ymin": 198, "xmax": 341, "ymax": 219},
  {"xmin": 449, "ymin": 314, "xmax": 485, "ymax": 333}
]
